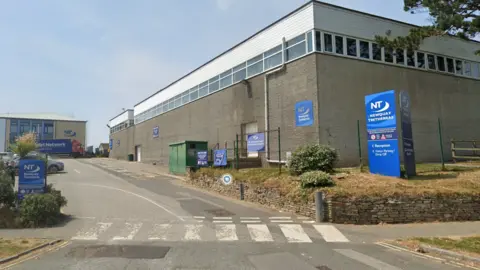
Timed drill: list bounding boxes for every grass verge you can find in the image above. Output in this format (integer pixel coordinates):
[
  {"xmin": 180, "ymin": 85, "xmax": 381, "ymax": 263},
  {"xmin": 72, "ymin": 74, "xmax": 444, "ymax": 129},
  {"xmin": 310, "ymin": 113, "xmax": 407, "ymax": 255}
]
[
  {"xmin": 192, "ymin": 163, "xmax": 480, "ymax": 198},
  {"xmin": 415, "ymin": 236, "xmax": 480, "ymax": 255},
  {"xmin": 0, "ymin": 238, "xmax": 49, "ymax": 259}
]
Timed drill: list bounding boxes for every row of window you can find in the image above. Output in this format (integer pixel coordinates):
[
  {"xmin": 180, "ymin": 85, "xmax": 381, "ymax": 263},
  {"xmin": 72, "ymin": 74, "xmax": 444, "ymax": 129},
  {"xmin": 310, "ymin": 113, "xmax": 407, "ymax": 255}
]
[
  {"xmin": 134, "ymin": 31, "xmax": 313, "ymax": 124},
  {"xmin": 133, "ymin": 29, "xmax": 480, "ymax": 125},
  {"xmin": 9, "ymin": 120, "xmax": 54, "ymax": 143},
  {"xmin": 315, "ymin": 31, "xmax": 480, "ymax": 78},
  {"xmin": 109, "ymin": 119, "xmax": 135, "ymax": 134}
]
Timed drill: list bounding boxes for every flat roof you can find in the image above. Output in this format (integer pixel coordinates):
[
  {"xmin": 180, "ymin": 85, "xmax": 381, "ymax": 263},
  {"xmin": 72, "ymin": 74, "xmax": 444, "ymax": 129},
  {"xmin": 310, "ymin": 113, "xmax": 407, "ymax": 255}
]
[
  {"xmin": 0, "ymin": 113, "xmax": 86, "ymax": 122},
  {"xmin": 109, "ymin": 109, "xmax": 133, "ymax": 122},
  {"xmin": 133, "ymin": 0, "xmax": 479, "ymax": 108}
]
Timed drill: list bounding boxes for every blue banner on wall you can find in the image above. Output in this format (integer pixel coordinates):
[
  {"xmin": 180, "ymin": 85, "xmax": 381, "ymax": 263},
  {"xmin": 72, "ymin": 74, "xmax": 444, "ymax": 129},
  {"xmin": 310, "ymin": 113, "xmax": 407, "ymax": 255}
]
[
  {"xmin": 247, "ymin": 133, "xmax": 265, "ymax": 152},
  {"xmin": 365, "ymin": 90, "xmax": 400, "ymax": 177},
  {"xmin": 109, "ymin": 139, "xmax": 113, "ymax": 150},
  {"xmin": 295, "ymin": 100, "xmax": 314, "ymax": 127},
  {"xmin": 38, "ymin": 139, "xmax": 72, "ymax": 153},
  {"xmin": 18, "ymin": 159, "xmax": 45, "ymax": 201},
  {"xmin": 197, "ymin": 151, "xmax": 208, "ymax": 167},
  {"xmin": 153, "ymin": 126, "xmax": 159, "ymax": 138},
  {"xmin": 400, "ymin": 90, "xmax": 416, "ymax": 177},
  {"xmin": 213, "ymin": 149, "xmax": 227, "ymax": 167}
]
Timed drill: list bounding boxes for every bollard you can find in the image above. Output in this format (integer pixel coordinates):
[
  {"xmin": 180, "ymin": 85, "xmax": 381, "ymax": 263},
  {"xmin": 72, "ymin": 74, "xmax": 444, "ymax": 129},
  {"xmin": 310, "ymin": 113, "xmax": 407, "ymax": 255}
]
[
  {"xmin": 315, "ymin": 191, "xmax": 324, "ymax": 223},
  {"xmin": 240, "ymin": 183, "xmax": 245, "ymax": 200}
]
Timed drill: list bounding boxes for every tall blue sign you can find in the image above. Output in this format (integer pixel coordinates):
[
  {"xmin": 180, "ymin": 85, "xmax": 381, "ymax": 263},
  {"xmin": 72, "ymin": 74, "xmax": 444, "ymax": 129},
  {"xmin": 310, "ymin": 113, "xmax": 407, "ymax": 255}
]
[
  {"xmin": 247, "ymin": 133, "xmax": 265, "ymax": 152},
  {"xmin": 400, "ymin": 91, "xmax": 416, "ymax": 177},
  {"xmin": 213, "ymin": 149, "xmax": 227, "ymax": 167},
  {"xmin": 18, "ymin": 159, "xmax": 45, "ymax": 201},
  {"xmin": 109, "ymin": 139, "xmax": 113, "ymax": 150},
  {"xmin": 365, "ymin": 90, "xmax": 400, "ymax": 177},
  {"xmin": 38, "ymin": 139, "xmax": 72, "ymax": 154},
  {"xmin": 153, "ymin": 126, "xmax": 159, "ymax": 138},
  {"xmin": 197, "ymin": 151, "xmax": 208, "ymax": 167},
  {"xmin": 295, "ymin": 100, "xmax": 314, "ymax": 127}
]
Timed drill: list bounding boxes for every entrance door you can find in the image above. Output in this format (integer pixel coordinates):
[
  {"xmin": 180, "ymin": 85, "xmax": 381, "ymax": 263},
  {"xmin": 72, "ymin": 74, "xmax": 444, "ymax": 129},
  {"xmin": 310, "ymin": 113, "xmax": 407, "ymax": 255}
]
[
  {"xmin": 245, "ymin": 122, "xmax": 258, "ymax": 157},
  {"xmin": 136, "ymin": 145, "xmax": 142, "ymax": 162}
]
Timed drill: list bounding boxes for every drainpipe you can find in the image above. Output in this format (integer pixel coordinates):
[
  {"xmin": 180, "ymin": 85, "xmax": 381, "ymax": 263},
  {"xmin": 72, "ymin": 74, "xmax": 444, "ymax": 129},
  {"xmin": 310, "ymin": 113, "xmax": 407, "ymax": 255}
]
[{"xmin": 265, "ymin": 37, "xmax": 286, "ymax": 162}]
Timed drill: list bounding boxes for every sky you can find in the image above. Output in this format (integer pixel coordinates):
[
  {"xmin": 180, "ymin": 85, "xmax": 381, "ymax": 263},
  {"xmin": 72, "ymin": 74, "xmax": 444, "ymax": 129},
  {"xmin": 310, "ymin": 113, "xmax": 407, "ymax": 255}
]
[{"xmin": 0, "ymin": 0, "xmax": 435, "ymax": 147}]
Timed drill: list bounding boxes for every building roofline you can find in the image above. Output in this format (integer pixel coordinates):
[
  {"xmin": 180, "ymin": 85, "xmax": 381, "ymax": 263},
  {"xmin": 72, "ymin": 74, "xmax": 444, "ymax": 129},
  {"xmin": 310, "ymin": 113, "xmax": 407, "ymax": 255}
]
[
  {"xmin": 109, "ymin": 109, "xmax": 134, "ymax": 121},
  {"xmin": 0, "ymin": 116, "xmax": 87, "ymax": 122},
  {"xmin": 134, "ymin": 0, "xmax": 479, "ymax": 108},
  {"xmin": 134, "ymin": 1, "xmax": 315, "ymax": 107}
]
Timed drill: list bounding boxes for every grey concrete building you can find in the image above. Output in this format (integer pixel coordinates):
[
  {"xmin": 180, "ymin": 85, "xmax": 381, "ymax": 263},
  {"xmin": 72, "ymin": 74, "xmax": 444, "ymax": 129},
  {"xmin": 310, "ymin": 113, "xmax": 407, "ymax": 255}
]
[{"xmin": 108, "ymin": 1, "xmax": 480, "ymax": 167}]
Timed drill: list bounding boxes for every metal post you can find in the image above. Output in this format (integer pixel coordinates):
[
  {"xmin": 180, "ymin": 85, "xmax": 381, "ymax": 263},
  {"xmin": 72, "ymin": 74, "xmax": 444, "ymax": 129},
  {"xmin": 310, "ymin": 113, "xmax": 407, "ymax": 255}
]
[
  {"xmin": 44, "ymin": 153, "xmax": 48, "ymax": 190},
  {"xmin": 438, "ymin": 118, "xmax": 446, "ymax": 171},
  {"xmin": 236, "ymin": 134, "xmax": 240, "ymax": 170},
  {"xmin": 357, "ymin": 120, "xmax": 363, "ymax": 170},
  {"xmin": 240, "ymin": 183, "xmax": 244, "ymax": 200},
  {"xmin": 315, "ymin": 191, "xmax": 324, "ymax": 223},
  {"xmin": 278, "ymin": 127, "xmax": 281, "ymax": 175}
]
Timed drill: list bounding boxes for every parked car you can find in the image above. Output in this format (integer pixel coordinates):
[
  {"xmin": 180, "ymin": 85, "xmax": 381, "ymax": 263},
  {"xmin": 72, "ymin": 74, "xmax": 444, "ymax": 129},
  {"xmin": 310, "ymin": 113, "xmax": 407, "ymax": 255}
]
[
  {"xmin": 0, "ymin": 152, "xmax": 14, "ymax": 166},
  {"xmin": 12, "ymin": 154, "xmax": 65, "ymax": 174}
]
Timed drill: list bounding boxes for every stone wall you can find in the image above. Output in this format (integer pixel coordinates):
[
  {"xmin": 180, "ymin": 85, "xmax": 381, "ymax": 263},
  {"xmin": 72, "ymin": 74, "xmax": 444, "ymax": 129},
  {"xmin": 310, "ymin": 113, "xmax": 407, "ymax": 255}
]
[{"xmin": 188, "ymin": 173, "xmax": 480, "ymax": 224}]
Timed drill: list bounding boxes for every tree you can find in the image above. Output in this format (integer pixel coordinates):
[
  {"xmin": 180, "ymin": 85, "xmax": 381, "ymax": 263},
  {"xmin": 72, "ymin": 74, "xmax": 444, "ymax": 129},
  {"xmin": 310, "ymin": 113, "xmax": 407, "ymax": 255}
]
[
  {"xmin": 375, "ymin": 0, "xmax": 480, "ymax": 55},
  {"xmin": 9, "ymin": 132, "xmax": 38, "ymax": 158}
]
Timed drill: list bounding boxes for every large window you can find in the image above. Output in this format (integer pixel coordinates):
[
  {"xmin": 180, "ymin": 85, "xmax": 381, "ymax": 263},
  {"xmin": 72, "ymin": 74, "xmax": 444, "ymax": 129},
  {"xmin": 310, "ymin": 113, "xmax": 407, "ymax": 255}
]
[
  {"xmin": 19, "ymin": 120, "xmax": 30, "ymax": 135},
  {"xmin": 9, "ymin": 121, "xmax": 18, "ymax": 143},
  {"xmin": 43, "ymin": 122, "xmax": 54, "ymax": 139}
]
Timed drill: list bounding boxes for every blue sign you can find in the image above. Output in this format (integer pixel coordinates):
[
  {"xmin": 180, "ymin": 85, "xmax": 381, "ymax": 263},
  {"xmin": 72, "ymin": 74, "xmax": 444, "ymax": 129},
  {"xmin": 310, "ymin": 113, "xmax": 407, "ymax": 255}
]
[
  {"xmin": 64, "ymin": 130, "xmax": 77, "ymax": 137},
  {"xmin": 400, "ymin": 91, "xmax": 416, "ymax": 177},
  {"xmin": 295, "ymin": 100, "xmax": 314, "ymax": 127},
  {"xmin": 109, "ymin": 139, "xmax": 113, "ymax": 150},
  {"xmin": 197, "ymin": 151, "xmax": 208, "ymax": 167},
  {"xmin": 38, "ymin": 139, "xmax": 72, "ymax": 153},
  {"xmin": 153, "ymin": 126, "xmax": 159, "ymax": 138},
  {"xmin": 221, "ymin": 174, "xmax": 233, "ymax": 185},
  {"xmin": 365, "ymin": 90, "xmax": 400, "ymax": 177},
  {"xmin": 18, "ymin": 159, "xmax": 45, "ymax": 201},
  {"xmin": 247, "ymin": 133, "xmax": 265, "ymax": 152},
  {"xmin": 116, "ymin": 139, "xmax": 120, "ymax": 146},
  {"xmin": 213, "ymin": 149, "xmax": 227, "ymax": 167}
]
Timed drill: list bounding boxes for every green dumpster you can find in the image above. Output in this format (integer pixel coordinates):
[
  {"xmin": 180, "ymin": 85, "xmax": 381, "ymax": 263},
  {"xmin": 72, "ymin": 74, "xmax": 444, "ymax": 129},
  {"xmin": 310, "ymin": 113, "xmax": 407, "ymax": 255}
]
[
  {"xmin": 127, "ymin": 154, "xmax": 134, "ymax": 161},
  {"xmin": 169, "ymin": 141, "xmax": 208, "ymax": 174}
]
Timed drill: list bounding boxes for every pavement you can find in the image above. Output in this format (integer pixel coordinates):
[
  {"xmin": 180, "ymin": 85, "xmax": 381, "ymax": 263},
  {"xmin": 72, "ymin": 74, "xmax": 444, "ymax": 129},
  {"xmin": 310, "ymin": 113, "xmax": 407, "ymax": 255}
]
[{"xmin": 0, "ymin": 158, "xmax": 478, "ymax": 270}]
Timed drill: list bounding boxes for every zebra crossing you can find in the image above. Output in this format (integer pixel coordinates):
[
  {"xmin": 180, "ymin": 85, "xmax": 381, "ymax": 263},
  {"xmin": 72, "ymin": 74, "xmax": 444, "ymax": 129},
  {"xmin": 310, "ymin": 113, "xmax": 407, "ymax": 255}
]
[{"xmin": 71, "ymin": 221, "xmax": 349, "ymax": 243}]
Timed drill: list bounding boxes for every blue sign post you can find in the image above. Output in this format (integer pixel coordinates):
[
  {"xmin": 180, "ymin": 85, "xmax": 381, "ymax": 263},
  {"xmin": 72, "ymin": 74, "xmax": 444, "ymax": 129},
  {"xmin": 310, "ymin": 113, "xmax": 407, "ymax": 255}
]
[
  {"xmin": 247, "ymin": 133, "xmax": 265, "ymax": 152},
  {"xmin": 213, "ymin": 149, "xmax": 227, "ymax": 167},
  {"xmin": 18, "ymin": 159, "xmax": 45, "ymax": 201},
  {"xmin": 197, "ymin": 151, "xmax": 208, "ymax": 167},
  {"xmin": 295, "ymin": 100, "xmax": 314, "ymax": 127},
  {"xmin": 400, "ymin": 90, "xmax": 416, "ymax": 177},
  {"xmin": 365, "ymin": 90, "xmax": 400, "ymax": 177}
]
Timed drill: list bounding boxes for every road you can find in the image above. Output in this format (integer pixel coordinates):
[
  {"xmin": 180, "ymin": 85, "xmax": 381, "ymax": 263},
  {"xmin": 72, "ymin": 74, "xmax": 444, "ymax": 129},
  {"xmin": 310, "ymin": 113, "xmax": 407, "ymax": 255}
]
[{"xmin": 2, "ymin": 159, "xmax": 469, "ymax": 270}]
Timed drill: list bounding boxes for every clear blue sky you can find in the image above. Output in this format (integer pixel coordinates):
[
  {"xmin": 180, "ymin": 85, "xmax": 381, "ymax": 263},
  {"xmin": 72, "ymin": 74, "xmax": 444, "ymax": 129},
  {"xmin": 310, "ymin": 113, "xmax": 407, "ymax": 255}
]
[{"xmin": 0, "ymin": 0, "xmax": 433, "ymax": 147}]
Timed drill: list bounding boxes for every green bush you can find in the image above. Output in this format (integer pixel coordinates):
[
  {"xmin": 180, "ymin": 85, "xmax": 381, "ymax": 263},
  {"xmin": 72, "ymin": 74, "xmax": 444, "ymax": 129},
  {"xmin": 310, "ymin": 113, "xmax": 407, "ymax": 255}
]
[
  {"xmin": 288, "ymin": 144, "xmax": 338, "ymax": 175},
  {"xmin": 19, "ymin": 193, "xmax": 62, "ymax": 227},
  {"xmin": 300, "ymin": 171, "xmax": 335, "ymax": 189},
  {"xmin": 45, "ymin": 184, "xmax": 68, "ymax": 208},
  {"xmin": 0, "ymin": 177, "xmax": 15, "ymax": 208}
]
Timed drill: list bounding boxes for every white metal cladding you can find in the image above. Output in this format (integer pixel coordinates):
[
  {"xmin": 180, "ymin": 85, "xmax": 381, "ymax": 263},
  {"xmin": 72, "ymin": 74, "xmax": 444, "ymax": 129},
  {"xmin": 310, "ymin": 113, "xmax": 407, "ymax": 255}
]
[
  {"xmin": 109, "ymin": 110, "xmax": 133, "ymax": 127},
  {"xmin": 134, "ymin": 4, "xmax": 314, "ymax": 116},
  {"xmin": 313, "ymin": 3, "xmax": 480, "ymax": 63}
]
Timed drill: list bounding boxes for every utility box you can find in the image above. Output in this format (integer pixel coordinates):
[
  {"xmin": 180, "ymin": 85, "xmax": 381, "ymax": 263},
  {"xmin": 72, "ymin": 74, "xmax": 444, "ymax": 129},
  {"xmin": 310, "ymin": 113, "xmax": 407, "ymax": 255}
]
[{"xmin": 169, "ymin": 141, "xmax": 208, "ymax": 174}]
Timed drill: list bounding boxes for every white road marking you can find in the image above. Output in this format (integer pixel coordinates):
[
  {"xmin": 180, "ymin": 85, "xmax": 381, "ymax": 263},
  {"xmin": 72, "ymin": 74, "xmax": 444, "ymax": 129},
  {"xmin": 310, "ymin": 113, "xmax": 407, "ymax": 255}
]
[
  {"xmin": 335, "ymin": 249, "xmax": 403, "ymax": 270},
  {"xmin": 313, "ymin": 225, "xmax": 349, "ymax": 242},
  {"xmin": 297, "ymin": 217, "xmax": 310, "ymax": 220},
  {"xmin": 269, "ymin": 216, "xmax": 292, "ymax": 220},
  {"xmin": 74, "ymin": 183, "xmax": 184, "ymax": 221},
  {"xmin": 240, "ymin": 217, "xmax": 260, "ymax": 220},
  {"xmin": 183, "ymin": 224, "xmax": 202, "ymax": 240},
  {"xmin": 241, "ymin": 220, "xmax": 261, "ymax": 223},
  {"xmin": 279, "ymin": 224, "xmax": 312, "ymax": 243},
  {"xmin": 247, "ymin": 224, "xmax": 274, "ymax": 242},
  {"xmin": 74, "ymin": 169, "xmax": 80, "ymax": 174},
  {"xmin": 112, "ymin": 222, "xmax": 143, "ymax": 241},
  {"xmin": 148, "ymin": 224, "xmax": 172, "ymax": 240},
  {"xmin": 72, "ymin": 222, "xmax": 112, "ymax": 241},
  {"xmin": 302, "ymin": 221, "xmax": 315, "ymax": 224},
  {"xmin": 271, "ymin": 220, "xmax": 294, "ymax": 223},
  {"xmin": 193, "ymin": 216, "xmax": 205, "ymax": 219},
  {"xmin": 216, "ymin": 224, "xmax": 238, "ymax": 241},
  {"xmin": 213, "ymin": 217, "xmax": 232, "ymax": 220},
  {"xmin": 213, "ymin": 220, "xmax": 233, "ymax": 224}
]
